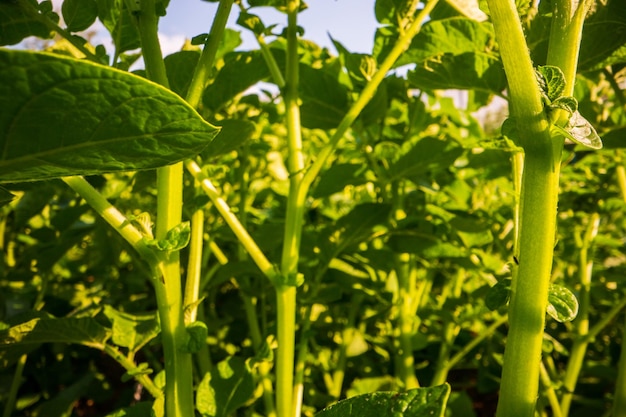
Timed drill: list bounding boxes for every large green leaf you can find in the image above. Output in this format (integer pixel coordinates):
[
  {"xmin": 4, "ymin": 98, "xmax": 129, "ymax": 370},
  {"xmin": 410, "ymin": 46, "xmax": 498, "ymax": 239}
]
[
  {"xmin": 578, "ymin": 0, "xmax": 626, "ymax": 71},
  {"xmin": 315, "ymin": 384, "xmax": 450, "ymax": 417},
  {"xmin": 300, "ymin": 65, "xmax": 350, "ymax": 129},
  {"xmin": 0, "ymin": 0, "xmax": 57, "ymax": 45},
  {"xmin": 0, "ymin": 49, "xmax": 219, "ymax": 182},
  {"xmin": 0, "ymin": 316, "xmax": 111, "ymax": 367},
  {"xmin": 103, "ymin": 306, "xmax": 159, "ymax": 353}
]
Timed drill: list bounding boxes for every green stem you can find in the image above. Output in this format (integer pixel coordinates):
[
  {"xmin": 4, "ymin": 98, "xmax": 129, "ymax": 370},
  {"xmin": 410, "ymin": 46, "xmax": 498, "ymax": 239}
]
[
  {"xmin": 539, "ymin": 361, "xmax": 563, "ymax": 417},
  {"xmin": 275, "ymin": 3, "xmax": 305, "ymax": 417},
  {"xmin": 185, "ymin": 0, "xmax": 234, "ymax": 108},
  {"xmin": 560, "ymin": 213, "xmax": 600, "ymax": 416},
  {"xmin": 62, "ymin": 176, "xmax": 160, "ymax": 273},
  {"xmin": 134, "ymin": 2, "xmax": 194, "ymax": 416},
  {"xmin": 612, "ymin": 312, "xmax": 626, "ymax": 417},
  {"xmin": 394, "ymin": 252, "xmax": 419, "ymax": 389},
  {"xmin": 102, "ymin": 344, "xmax": 163, "ymax": 399},
  {"xmin": 486, "ymin": 2, "xmax": 561, "ymax": 416},
  {"xmin": 2, "ymin": 354, "xmax": 27, "ymax": 417},
  {"xmin": 185, "ymin": 160, "xmax": 279, "ymax": 283}
]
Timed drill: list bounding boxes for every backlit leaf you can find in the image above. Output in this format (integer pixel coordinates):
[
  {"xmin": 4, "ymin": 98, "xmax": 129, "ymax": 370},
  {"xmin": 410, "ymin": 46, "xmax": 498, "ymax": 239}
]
[
  {"xmin": 552, "ymin": 111, "xmax": 603, "ymax": 150},
  {"xmin": 146, "ymin": 222, "xmax": 191, "ymax": 252},
  {"xmin": 315, "ymin": 384, "xmax": 450, "ymax": 417},
  {"xmin": 547, "ymin": 284, "xmax": 579, "ymax": 322},
  {"xmin": 0, "ymin": 50, "xmax": 219, "ymax": 182}
]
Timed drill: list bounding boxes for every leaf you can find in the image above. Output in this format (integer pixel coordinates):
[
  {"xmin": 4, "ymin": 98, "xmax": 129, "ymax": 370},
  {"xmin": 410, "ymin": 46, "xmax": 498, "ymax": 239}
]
[
  {"xmin": 105, "ymin": 402, "xmax": 154, "ymax": 417},
  {"xmin": 196, "ymin": 357, "xmax": 254, "ymax": 417},
  {"xmin": 299, "ymin": 65, "xmax": 350, "ymax": 129},
  {"xmin": 578, "ymin": 0, "xmax": 626, "ymax": 71},
  {"xmin": 0, "ymin": 50, "xmax": 219, "ymax": 182},
  {"xmin": 547, "ymin": 284, "xmax": 579, "ymax": 322},
  {"xmin": 0, "ymin": 185, "xmax": 15, "ymax": 208},
  {"xmin": 0, "ymin": 316, "xmax": 111, "ymax": 367},
  {"xmin": 535, "ymin": 65, "xmax": 565, "ymax": 103},
  {"xmin": 102, "ymin": 306, "xmax": 159, "ymax": 353},
  {"xmin": 164, "ymin": 50, "xmax": 201, "ymax": 97},
  {"xmin": 312, "ymin": 163, "xmax": 368, "ymax": 199},
  {"xmin": 0, "ymin": 0, "xmax": 57, "ymax": 45},
  {"xmin": 485, "ymin": 280, "xmax": 511, "ymax": 311},
  {"xmin": 146, "ymin": 222, "xmax": 191, "ymax": 252},
  {"xmin": 388, "ymin": 137, "xmax": 463, "ymax": 182},
  {"xmin": 96, "ymin": 0, "xmax": 140, "ymax": 54},
  {"xmin": 315, "ymin": 384, "xmax": 451, "ymax": 417},
  {"xmin": 201, "ymin": 119, "xmax": 256, "ymax": 159},
  {"xmin": 444, "ymin": 0, "xmax": 488, "ymax": 21},
  {"xmin": 549, "ymin": 96, "xmax": 578, "ymax": 115},
  {"xmin": 181, "ymin": 321, "xmax": 208, "ymax": 354},
  {"xmin": 62, "ymin": 0, "xmax": 98, "ymax": 32},
  {"xmin": 552, "ymin": 111, "xmax": 603, "ymax": 150}
]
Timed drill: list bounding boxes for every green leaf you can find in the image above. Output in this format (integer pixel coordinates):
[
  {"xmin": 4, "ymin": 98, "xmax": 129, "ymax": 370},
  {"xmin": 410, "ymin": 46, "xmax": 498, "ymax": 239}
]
[
  {"xmin": 96, "ymin": 0, "xmax": 140, "ymax": 54},
  {"xmin": 201, "ymin": 119, "xmax": 256, "ymax": 159},
  {"xmin": 103, "ymin": 305, "xmax": 159, "ymax": 353},
  {"xmin": 578, "ymin": 0, "xmax": 626, "ymax": 71},
  {"xmin": 299, "ymin": 65, "xmax": 350, "ymax": 129},
  {"xmin": 105, "ymin": 402, "xmax": 154, "ymax": 417},
  {"xmin": 552, "ymin": 111, "xmax": 603, "ymax": 150},
  {"xmin": 547, "ymin": 284, "xmax": 579, "ymax": 323},
  {"xmin": 146, "ymin": 221, "xmax": 191, "ymax": 252},
  {"xmin": 180, "ymin": 321, "xmax": 208, "ymax": 354},
  {"xmin": 121, "ymin": 362, "xmax": 153, "ymax": 382},
  {"xmin": 0, "ymin": 50, "xmax": 219, "ymax": 182},
  {"xmin": 315, "ymin": 384, "xmax": 451, "ymax": 417},
  {"xmin": 312, "ymin": 163, "xmax": 368, "ymax": 199},
  {"xmin": 196, "ymin": 357, "xmax": 254, "ymax": 417},
  {"xmin": 0, "ymin": 0, "xmax": 57, "ymax": 45},
  {"xmin": 0, "ymin": 316, "xmax": 111, "ymax": 367},
  {"xmin": 164, "ymin": 50, "xmax": 201, "ymax": 97},
  {"xmin": 535, "ymin": 65, "xmax": 565, "ymax": 102},
  {"xmin": 444, "ymin": 0, "xmax": 488, "ymax": 21},
  {"xmin": 62, "ymin": 0, "xmax": 98, "ymax": 32},
  {"xmin": 0, "ymin": 185, "xmax": 15, "ymax": 208},
  {"xmin": 388, "ymin": 137, "xmax": 463, "ymax": 182},
  {"xmin": 485, "ymin": 280, "xmax": 511, "ymax": 311},
  {"xmin": 549, "ymin": 96, "xmax": 578, "ymax": 115}
]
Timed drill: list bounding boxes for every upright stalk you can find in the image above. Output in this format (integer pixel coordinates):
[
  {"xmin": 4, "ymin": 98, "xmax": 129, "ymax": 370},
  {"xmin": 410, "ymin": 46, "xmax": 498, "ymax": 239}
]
[
  {"xmin": 134, "ymin": 1, "xmax": 194, "ymax": 416},
  {"xmin": 277, "ymin": 3, "xmax": 304, "ymax": 417},
  {"xmin": 486, "ymin": 1, "xmax": 560, "ymax": 416}
]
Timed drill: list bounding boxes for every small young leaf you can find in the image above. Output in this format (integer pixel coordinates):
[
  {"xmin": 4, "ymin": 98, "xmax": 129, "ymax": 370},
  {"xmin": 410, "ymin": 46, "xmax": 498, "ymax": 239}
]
[
  {"xmin": 549, "ymin": 96, "xmax": 578, "ymax": 115},
  {"xmin": 121, "ymin": 362, "xmax": 153, "ymax": 382},
  {"xmin": 547, "ymin": 284, "xmax": 579, "ymax": 322},
  {"xmin": 536, "ymin": 65, "xmax": 566, "ymax": 102},
  {"xmin": 485, "ymin": 279, "xmax": 511, "ymax": 311},
  {"xmin": 103, "ymin": 305, "xmax": 160, "ymax": 353},
  {"xmin": 145, "ymin": 221, "xmax": 191, "ymax": 252},
  {"xmin": 552, "ymin": 111, "xmax": 603, "ymax": 150}
]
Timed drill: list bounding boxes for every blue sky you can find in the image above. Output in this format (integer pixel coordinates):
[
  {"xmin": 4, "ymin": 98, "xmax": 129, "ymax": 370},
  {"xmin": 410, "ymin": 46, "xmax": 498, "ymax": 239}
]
[{"xmin": 159, "ymin": 0, "xmax": 378, "ymax": 54}]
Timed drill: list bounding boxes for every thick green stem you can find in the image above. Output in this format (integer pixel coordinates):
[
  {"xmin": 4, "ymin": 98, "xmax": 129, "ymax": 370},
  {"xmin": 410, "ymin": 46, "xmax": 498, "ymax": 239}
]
[
  {"xmin": 394, "ymin": 253, "xmax": 419, "ymax": 389},
  {"xmin": 134, "ymin": 2, "xmax": 194, "ymax": 416},
  {"xmin": 276, "ymin": 3, "xmax": 304, "ymax": 417},
  {"xmin": 486, "ymin": 1, "xmax": 560, "ymax": 416}
]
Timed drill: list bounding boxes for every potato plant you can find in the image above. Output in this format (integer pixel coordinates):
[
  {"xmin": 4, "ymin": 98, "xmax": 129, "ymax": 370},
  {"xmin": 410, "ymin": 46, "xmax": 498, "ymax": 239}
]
[{"xmin": 1, "ymin": 1, "xmax": 626, "ymax": 417}]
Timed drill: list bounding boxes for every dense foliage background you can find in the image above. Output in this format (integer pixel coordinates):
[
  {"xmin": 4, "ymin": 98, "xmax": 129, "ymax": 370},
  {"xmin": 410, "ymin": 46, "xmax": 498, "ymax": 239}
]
[{"xmin": 1, "ymin": 0, "xmax": 626, "ymax": 416}]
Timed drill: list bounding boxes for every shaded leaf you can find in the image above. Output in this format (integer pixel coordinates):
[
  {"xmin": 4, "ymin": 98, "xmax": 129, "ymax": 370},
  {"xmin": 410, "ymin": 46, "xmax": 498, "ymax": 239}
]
[
  {"xmin": 201, "ymin": 119, "xmax": 256, "ymax": 159},
  {"xmin": 0, "ymin": 316, "xmax": 110, "ymax": 367},
  {"xmin": 0, "ymin": 0, "xmax": 57, "ymax": 45},
  {"xmin": 300, "ymin": 65, "xmax": 350, "ymax": 129},
  {"xmin": 164, "ymin": 50, "xmax": 201, "ymax": 97},
  {"xmin": 181, "ymin": 321, "xmax": 208, "ymax": 353},
  {"xmin": 197, "ymin": 357, "xmax": 254, "ymax": 417},
  {"xmin": 0, "ymin": 185, "xmax": 15, "ymax": 208},
  {"xmin": 105, "ymin": 402, "xmax": 154, "ymax": 417},
  {"xmin": 485, "ymin": 280, "xmax": 511, "ymax": 311},
  {"xmin": 312, "ymin": 163, "xmax": 368, "ymax": 199},
  {"xmin": 578, "ymin": 0, "xmax": 626, "ymax": 71},
  {"xmin": 388, "ymin": 137, "xmax": 463, "ymax": 182},
  {"xmin": 96, "ymin": 0, "xmax": 140, "ymax": 54},
  {"xmin": 62, "ymin": 0, "xmax": 98, "ymax": 32},
  {"xmin": 0, "ymin": 50, "xmax": 219, "ymax": 182},
  {"xmin": 315, "ymin": 384, "xmax": 451, "ymax": 417}
]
